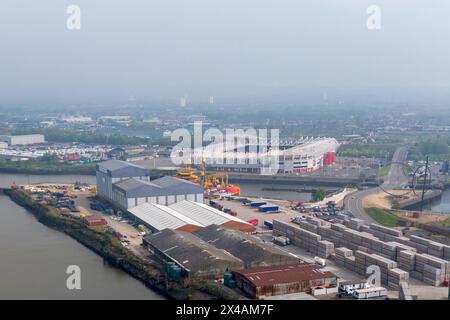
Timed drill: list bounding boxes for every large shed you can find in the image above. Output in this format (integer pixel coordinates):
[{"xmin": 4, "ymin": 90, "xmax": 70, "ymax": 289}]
[
  {"xmin": 143, "ymin": 229, "xmax": 244, "ymax": 280},
  {"xmin": 232, "ymin": 264, "xmax": 338, "ymax": 298},
  {"xmin": 112, "ymin": 176, "xmax": 204, "ymax": 209},
  {"xmin": 128, "ymin": 202, "xmax": 204, "ymax": 233},
  {"xmin": 193, "ymin": 224, "xmax": 300, "ymax": 268},
  {"xmin": 169, "ymin": 201, "xmax": 255, "ymax": 233},
  {"xmin": 96, "ymin": 160, "xmax": 149, "ymax": 203}
]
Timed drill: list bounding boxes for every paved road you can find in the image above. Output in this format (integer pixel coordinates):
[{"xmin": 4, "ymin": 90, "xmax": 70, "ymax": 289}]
[{"xmin": 343, "ymin": 146, "xmax": 409, "ymax": 224}]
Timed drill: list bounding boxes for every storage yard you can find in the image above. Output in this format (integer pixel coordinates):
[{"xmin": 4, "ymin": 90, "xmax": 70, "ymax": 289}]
[{"xmin": 269, "ymin": 216, "xmax": 450, "ymax": 299}]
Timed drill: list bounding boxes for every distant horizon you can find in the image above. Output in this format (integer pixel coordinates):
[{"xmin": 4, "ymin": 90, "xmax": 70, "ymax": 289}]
[{"xmin": 1, "ymin": 0, "xmax": 449, "ymax": 106}]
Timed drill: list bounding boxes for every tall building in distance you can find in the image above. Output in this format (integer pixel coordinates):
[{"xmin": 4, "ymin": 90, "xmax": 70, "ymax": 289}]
[
  {"xmin": 179, "ymin": 95, "xmax": 188, "ymax": 107},
  {"xmin": 209, "ymin": 96, "xmax": 214, "ymax": 105}
]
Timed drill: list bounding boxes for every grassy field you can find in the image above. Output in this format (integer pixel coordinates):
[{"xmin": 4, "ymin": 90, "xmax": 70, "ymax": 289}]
[
  {"xmin": 438, "ymin": 217, "xmax": 450, "ymax": 228},
  {"xmin": 365, "ymin": 207, "xmax": 402, "ymax": 227},
  {"xmin": 378, "ymin": 165, "xmax": 391, "ymax": 178},
  {"xmin": 337, "ymin": 143, "xmax": 397, "ymax": 158},
  {"xmin": 0, "ymin": 158, "xmax": 96, "ymax": 175}
]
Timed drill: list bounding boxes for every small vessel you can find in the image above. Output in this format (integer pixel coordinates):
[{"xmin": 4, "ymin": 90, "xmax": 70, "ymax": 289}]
[{"xmin": 176, "ymin": 165, "xmax": 200, "ymax": 183}]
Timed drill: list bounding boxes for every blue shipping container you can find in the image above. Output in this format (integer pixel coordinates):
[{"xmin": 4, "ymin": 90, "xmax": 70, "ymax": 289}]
[
  {"xmin": 259, "ymin": 205, "xmax": 279, "ymax": 213},
  {"xmin": 250, "ymin": 201, "xmax": 267, "ymax": 207},
  {"xmin": 264, "ymin": 220, "xmax": 273, "ymax": 229}
]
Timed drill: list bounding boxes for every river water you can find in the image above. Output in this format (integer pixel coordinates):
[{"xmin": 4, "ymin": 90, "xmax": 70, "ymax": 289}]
[
  {"xmin": 238, "ymin": 183, "xmax": 312, "ymax": 201},
  {"xmin": 0, "ymin": 174, "xmax": 163, "ymax": 300},
  {"xmin": 423, "ymin": 189, "xmax": 450, "ymax": 214}
]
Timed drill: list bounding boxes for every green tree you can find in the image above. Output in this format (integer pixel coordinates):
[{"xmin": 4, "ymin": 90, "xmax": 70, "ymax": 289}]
[{"xmin": 312, "ymin": 188, "xmax": 327, "ymax": 202}]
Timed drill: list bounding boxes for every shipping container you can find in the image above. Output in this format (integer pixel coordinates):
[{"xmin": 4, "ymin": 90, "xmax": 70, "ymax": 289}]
[
  {"xmin": 250, "ymin": 201, "xmax": 267, "ymax": 207},
  {"xmin": 258, "ymin": 205, "xmax": 280, "ymax": 213},
  {"xmin": 264, "ymin": 220, "xmax": 273, "ymax": 230}
]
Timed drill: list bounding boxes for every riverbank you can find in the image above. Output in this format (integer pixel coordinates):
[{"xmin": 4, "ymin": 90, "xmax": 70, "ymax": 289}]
[
  {"xmin": 2, "ymin": 188, "xmax": 234, "ymax": 300},
  {"xmin": 0, "ymin": 164, "xmax": 95, "ymax": 176}
]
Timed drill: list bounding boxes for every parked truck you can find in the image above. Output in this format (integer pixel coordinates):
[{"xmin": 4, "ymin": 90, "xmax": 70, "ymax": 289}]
[
  {"xmin": 272, "ymin": 236, "xmax": 290, "ymax": 246},
  {"xmin": 353, "ymin": 287, "xmax": 387, "ymax": 299},
  {"xmin": 338, "ymin": 281, "xmax": 369, "ymax": 297}
]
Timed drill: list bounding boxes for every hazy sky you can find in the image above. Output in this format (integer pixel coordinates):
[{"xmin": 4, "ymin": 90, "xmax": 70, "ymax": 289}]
[{"xmin": 0, "ymin": 0, "xmax": 449, "ymax": 105}]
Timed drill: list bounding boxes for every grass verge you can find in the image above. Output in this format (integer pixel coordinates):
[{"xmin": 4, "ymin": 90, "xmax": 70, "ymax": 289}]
[{"xmin": 365, "ymin": 207, "xmax": 401, "ymax": 227}]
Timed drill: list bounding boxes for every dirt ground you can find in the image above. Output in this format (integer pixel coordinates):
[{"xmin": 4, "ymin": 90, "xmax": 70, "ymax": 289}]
[
  {"xmin": 362, "ymin": 189, "xmax": 404, "ymax": 209},
  {"xmin": 362, "ymin": 189, "xmax": 449, "ymax": 224},
  {"xmin": 73, "ymin": 191, "xmax": 150, "ymax": 259}
]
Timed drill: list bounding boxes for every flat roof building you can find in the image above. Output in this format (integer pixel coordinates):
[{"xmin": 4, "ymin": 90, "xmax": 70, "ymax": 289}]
[
  {"xmin": 143, "ymin": 229, "xmax": 245, "ymax": 280},
  {"xmin": 232, "ymin": 264, "xmax": 338, "ymax": 298},
  {"xmin": 193, "ymin": 224, "xmax": 299, "ymax": 267},
  {"xmin": 0, "ymin": 134, "xmax": 45, "ymax": 146}
]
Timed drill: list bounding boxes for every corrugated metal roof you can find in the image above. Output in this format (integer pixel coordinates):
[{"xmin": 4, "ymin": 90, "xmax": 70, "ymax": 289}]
[
  {"xmin": 234, "ymin": 264, "xmax": 337, "ymax": 287},
  {"xmin": 194, "ymin": 224, "xmax": 299, "ymax": 268},
  {"xmin": 97, "ymin": 160, "xmax": 149, "ymax": 178},
  {"xmin": 114, "ymin": 178, "xmax": 158, "ymax": 191},
  {"xmin": 143, "ymin": 229, "xmax": 244, "ymax": 274},
  {"xmin": 98, "ymin": 160, "xmax": 143, "ymax": 171},
  {"xmin": 169, "ymin": 200, "xmax": 250, "ymax": 226},
  {"xmin": 113, "ymin": 177, "xmax": 203, "ymax": 198},
  {"xmin": 151, "ymin": 176, "xmax": 203, "ymax": 194},
  {"xmin": 128, "ymin": 202, "xmax": 204, "ymax": 231},
  {"xmin": 152, "ymin": 176, "xmax": 197, "ymax": 188}
]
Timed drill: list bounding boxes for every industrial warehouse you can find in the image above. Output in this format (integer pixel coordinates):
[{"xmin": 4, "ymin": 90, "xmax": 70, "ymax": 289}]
[
  {"xmin": 232, "ymin": 264, "xmax": 338, "ymax": 298},
  {"xmin": 96, "ymin": 160, "xmax": 203, "ymax": 209},
  {"xmin": 143, "ymin": 225, "xmax": 300, "ymax": 280},
  {"xmin": 128, "ymin": 201, "xmax": 255, "ymax": 233},
  {"xmin": 0, "ymin": 134, "xmax": 45, "ymax": 146},
  {"xmin": 143, "ymin": 229, "xmax": 245, "ymax": 279},
  {"xmin": 193, "ymin": 225, "xmax": 298, "ymax": 268}
]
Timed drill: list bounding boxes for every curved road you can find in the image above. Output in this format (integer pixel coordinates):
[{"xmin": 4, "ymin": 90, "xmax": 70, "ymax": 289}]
[{"xmin": 344, "ymin": 146, "xmax": 409, "ymax": 224}]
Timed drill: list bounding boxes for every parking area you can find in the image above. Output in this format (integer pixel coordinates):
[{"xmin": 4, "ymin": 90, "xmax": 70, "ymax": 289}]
[
  {"xmin": 213, "ymin": 197, "xmax": 300, "ymax": 229},
  {"xmin": 73, "ymin": 192, "xmax": 151, "ymax": 258}
]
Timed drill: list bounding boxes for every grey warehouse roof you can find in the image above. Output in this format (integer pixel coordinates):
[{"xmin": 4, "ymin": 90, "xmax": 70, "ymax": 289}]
[
  {"xmin": 143, "ymin": 229, "xmax": 244, "ymax": 275},
  {"xmin": 97, "ymin": 160, "xmax": 149, "ymax": 178},
  {"xmin": 193, "ymin": 224, "xmax": 300, "ymax": 268},
  {"xmin": 113, "ymin": 176, "xmax": 203, "ymax": 198}
]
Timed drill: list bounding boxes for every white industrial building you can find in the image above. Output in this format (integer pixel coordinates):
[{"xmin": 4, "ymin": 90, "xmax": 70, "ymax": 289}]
[
  {"xmin": 96, "ymin": 160, "xmax": 150, "ymax": 203},
  {"xmin": 112, "ymin": 176, "xmax": 203, "ymax": 209},
  {"xmin": 127, "ymin": 200, "xmax": 255, "ymax": 233},
  {"xmin": 96, "ymin": 160, "xmax": 203, "ymax": 210},
  {"xmin": 0, "ymin": 134, "xmax": 45, "ymax": 146},
  {"xmin": 128, "ymin": 202, "xmax": 204, "ymax": 233}
]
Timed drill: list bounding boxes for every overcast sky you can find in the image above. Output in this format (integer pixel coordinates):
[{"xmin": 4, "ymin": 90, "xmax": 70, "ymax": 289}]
[{"xmin": 0, "ymin": 0, "xmax": 449, "ymax": 106}]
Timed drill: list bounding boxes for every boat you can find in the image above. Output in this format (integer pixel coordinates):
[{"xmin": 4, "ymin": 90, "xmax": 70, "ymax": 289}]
[{"xmin": 176, "ymin": 165, "xmax": 200, "ymax": 183}]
